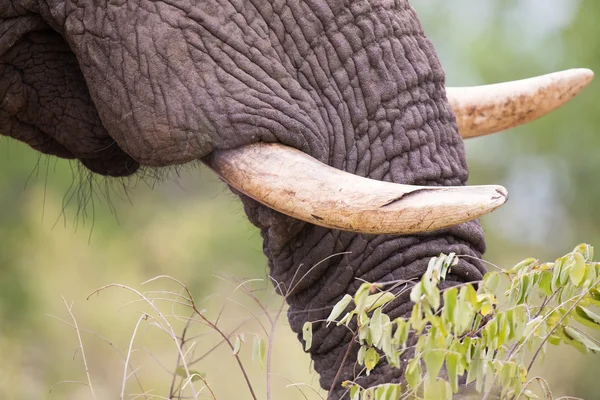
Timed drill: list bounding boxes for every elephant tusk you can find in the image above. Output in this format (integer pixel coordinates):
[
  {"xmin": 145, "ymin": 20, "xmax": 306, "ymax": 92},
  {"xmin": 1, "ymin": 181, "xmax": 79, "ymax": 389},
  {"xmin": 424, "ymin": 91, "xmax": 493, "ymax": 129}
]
[
  {"xmin": 448, "ymin": 68, "xmax": 594, "ymax": 138},
  {"xmin": 203, "ymin": 143, "xmax": 508, "ymax": 235}
]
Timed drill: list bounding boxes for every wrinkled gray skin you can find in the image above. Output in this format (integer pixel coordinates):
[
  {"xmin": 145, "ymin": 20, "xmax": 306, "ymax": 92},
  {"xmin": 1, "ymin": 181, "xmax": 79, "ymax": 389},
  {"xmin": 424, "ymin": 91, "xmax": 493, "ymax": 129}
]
[{"xmin": 1, "ymin": 0, "xmax": 487, "ymax": 397}]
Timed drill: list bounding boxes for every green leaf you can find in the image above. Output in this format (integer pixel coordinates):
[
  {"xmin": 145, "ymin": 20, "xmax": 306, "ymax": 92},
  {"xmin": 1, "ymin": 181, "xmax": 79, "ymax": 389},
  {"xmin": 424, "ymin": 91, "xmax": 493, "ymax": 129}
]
[
  {"xmin": 523, "ymin": 389, "xmax": 540, "ymax": 399},
  {"xmin": 569, "ymin": 252, "xmax": 587, "ymax": 287},
  {"xmin": 478, "ymin": 293, "xmax": 496, "ymax": 316},
  {"xmin": 326, "ymin": 294, "xmax": 353, "ymax": 325},
  {"xmin": 424, "ymin": 349, "xmax": 445, "ymax": 383},
  {"xmin": 551, "ymin": 256, "xmax": 566, "ymax": 292},
  {"xmin": 496, "ymin": 312, "xmax": 509, "ymax": 347},
  {"xmin": 175, "ymin": 367, "xmax": 205, "ymax": 382},
  {"xmin": 500, "ymin": 362, "xmax": 516, "ymax": 388},
  {"xmin": 427, "ymin": 255, "xmax": 445, "ymax": 285},
  {"xmin": 380, "ymin": 315, "xmax": 394, "ymax": 356},
  {"xmin": 574, "ymin": 243, "xmax": 594, "ymax": 261},
  {"xmin": 466, "ymin": 340, "xmax": 484, "ymax": 386},
  {"xmin": 564, "ymin": 325, "xmax": 600, "ymax": 353},
  {"xmin": 359, "ymin": 321, "xmax": 370, "ymax": 343},
  {"xmin": 302, "ymin": 322, "xmax": 312, "ymax": 351},
  {"xmin": 589, "ymin": 289, "xmax": 600, "ymax": 307},
  {"xmin": 355, "ymin": 283, "xmax": 373, "ymax": 314},
  {"xmin": 410, "ymin": 282, "xmax": 424, "ymax": 304},
  {"xmin": 454, "ymin": 293, "xmax": 475, "ymax": 336},
  {"xmin": 523, "ymin": 316, "xmax": 544, "ymax": 338},
  {"xmin": 574, "ymin": 306, "xmax": 600, "ymax": 329},
  {"xmin": 482, "ymin": 272, "xmax": 500, "ymax": 294},
  {"xmin": 462, "ymin": 284, "xmax": 478, "ymax": 307},
  {"xmin": 338, "ymin": 310, "xmax": 355, "ymax": 326},
  {"xmin": 357, "ymin": 345, "xmax": 367, "ymax": 366},
  {"xmin": 559, "ymin": 259, "xmax": 572, "ymax": 286},
  {"xmin": 428, "ymin": 286, "xmax": 441, "ymax": 311},
  {"xmin": 369, "ymin": 308, "xmax": 384, "ymax": 347},
  {"xmin": 252, "ymin": 336, "xmax": 267, "ymax": 368},
  {"xmin": 365, "ymin": 292, "xmax": 396, "ymax": 312},
  {"xmin": 440, "ymin": 253, "xmax": 456, "ymax": 280},
  {"xmin": 538, "ymin": 271, "xmax": 553, "ymax": 297},
  {"xmin": 393, "ymin": 318, "xmax": 410, "ymax": 348},
  {"xmin": 442, "ymin": 287, "xmax": 458, "ymax": 325},
  {"xmin": 510, "ymin": 305, "xmax": 529, "ymax": 340},
  {"xmin": 518, "ymin": 274, "xmax": 532, "ymax": 304},
  {"xmin": 406, "ymin": 358, "xmax": 423, "ymax": 389},
  {"xmin": 582, "ymin": 262, "xmax": 598, "ymax": 288},
  {"xmin": 410, "ymin": 303, "xmax": 426, "ymax": 333},
  {"xmin": 511, "ymin": 257, "xmax": 537, "ymax": 273},
  {"xmin": 232, "ymin": 335, "xmax": 242, "ymax": 355},
  {"xmin": 424, "ymin": 378, "xmax": 452, "ymax": 400},
  {"xmin": 348, "ymin": 383, "xmax": 361, "ymax": 400},
  {"xmin": 446, "ymin": 352, "xmax": 460, "ymax": 393},
  {"xmin": 364, "ymin": 347, "xmax": 380, "ymax": 375}
]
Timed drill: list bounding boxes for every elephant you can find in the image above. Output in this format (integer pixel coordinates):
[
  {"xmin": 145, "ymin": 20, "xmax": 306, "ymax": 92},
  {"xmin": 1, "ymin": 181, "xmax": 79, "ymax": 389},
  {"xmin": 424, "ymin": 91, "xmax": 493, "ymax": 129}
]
[{"xmin": 0, "ymin": 0, "xmax": 593, "ymax": 397}]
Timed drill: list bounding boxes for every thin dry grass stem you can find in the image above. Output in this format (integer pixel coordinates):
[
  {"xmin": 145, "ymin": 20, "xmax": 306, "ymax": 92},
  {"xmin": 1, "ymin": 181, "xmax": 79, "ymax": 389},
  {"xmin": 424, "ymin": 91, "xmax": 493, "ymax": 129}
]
[
  {"xmin": 48, "ymin": 380, "xmax": 90, "ymax": 394},
  {"xmin": 364, "ymin": 277, "xmax": 416, "ymax": 289},
  {"xmin": 166, "ymin": 323, "xmax": 200, "ymax": 399},
  {"xmin": 141, "ymin": 346, "xmax": 174, "ymax": 374},
  {"xmin": 521, "ymin": 377, "xmax": 552, "ymax": 400},
  {"xmin": 270, "ymin": 372, "xmax": 326, "ymax": 400},
  {"xmin": 138, "ymin": 275, "xmax": 258, "ymax": 400},
  {"xmin": 188, "ymin": 320, "xmax": 249, "ymax": 365},
  {"xmin": 125, "ymin": 365, "xmax": 145, "ymax": 382},
  {"xmin": 328, "ymin": 333, "xmax": 358, "ymax": 398},
  {"xmin": 117, "ymin": 297, "xmax": 193, "ymax": 312},
  {"xmin": 285, "ymin": 252, "xmax": 352, "ymax": 298},
  {"xmin": 45, "ymin": 314, "xmax": 148, "ymax": 398},
  {"xmin": 458, "ymin": 254, "xmax": 504, "ymax": 272},
  {"xmin": 87, "ymin": 283, "xmax": 199, "ymax": 399},
  {"xmin": 181, "ymin": 372, "xmax": 216, "ymax": 400},
  {"xmin": 181, "ymin": 341, "xmax": 199, "ymax": 365},
  {"xmin": 130, "ymin": 393, "xmax": 172, "ymax": 400},
  {"xmin": 266, "ymin": 292, "xmax": 287, "ymax": 399},
  {"xmin": 143, "ymin": 290, "xmax": 192, "ymax": 301},
  {"xmin": 213, "ymin": 304, "xmax": 226, "ymax": 327},
  {"xmin": 225, "ymin": 298, "xmax": 270, "ymax": 336},
  {"xmin": 121, "ymin": 313, "xmax": 148, "ymax": 400},
  {"xmin": 224, "ymin": 276, "xmax": 289, "ymax": 400},
  {"xmin": 61, "ymin": 296, "xmax": 97, "ymax": 400},
  {"xmin": 229, "ymin": 278, "xmax": 265, "ymax": 294}
]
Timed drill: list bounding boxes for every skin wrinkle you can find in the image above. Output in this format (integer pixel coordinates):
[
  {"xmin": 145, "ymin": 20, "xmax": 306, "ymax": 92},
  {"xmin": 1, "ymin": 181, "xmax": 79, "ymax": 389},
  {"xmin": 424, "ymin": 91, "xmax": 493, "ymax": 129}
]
[
  {"xmin": 0, "ymin": 27, "xmax": 138, "ymax": 175},
  {"xmin": 0, "ymin": 0, "xmax": 490, "ymax": 397}
]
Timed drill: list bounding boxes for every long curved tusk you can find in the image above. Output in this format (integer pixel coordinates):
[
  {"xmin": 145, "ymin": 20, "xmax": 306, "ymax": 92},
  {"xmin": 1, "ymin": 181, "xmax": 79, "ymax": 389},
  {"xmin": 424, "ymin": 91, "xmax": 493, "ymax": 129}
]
[
  {"xmin": 203, "ymin": 143, "xmax": 508, "ymax": 235},
  {"xmin": 448, "ymin": 68, "xmax": 594, "ymax": 138}
]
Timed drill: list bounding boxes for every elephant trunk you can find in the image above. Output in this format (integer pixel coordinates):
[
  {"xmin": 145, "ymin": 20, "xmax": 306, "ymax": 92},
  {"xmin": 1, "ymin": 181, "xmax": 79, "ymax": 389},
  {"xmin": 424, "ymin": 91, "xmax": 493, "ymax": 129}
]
[{"xmin": 231, "ymin": 2, "xmax": 487, "ymax": 395}]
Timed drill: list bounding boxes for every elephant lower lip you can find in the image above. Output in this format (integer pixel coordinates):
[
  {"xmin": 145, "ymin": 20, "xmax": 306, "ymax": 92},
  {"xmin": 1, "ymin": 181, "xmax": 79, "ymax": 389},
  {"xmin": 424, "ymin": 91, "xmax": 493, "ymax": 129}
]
[{"xmin": 80, "ymin": 153, "xmax": 140, "ymax": 177}]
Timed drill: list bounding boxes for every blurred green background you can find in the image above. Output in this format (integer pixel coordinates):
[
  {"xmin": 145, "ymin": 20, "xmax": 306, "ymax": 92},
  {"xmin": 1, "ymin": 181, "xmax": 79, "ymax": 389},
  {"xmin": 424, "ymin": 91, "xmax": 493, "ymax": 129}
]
[{"xmin": 1, "ymin": 1, "xmax": 599, "ymax": 398}]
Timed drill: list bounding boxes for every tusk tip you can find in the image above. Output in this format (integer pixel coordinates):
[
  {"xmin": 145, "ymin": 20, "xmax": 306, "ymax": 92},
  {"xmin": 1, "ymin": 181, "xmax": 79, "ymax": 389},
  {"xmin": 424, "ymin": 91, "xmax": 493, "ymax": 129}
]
[
  {"xmin": 453, "ymin": 68, "xmax": 595, "ymax": 138},
  {"xmin": 565, "ymin": 68, "xmax": 594, "ymax": 87},
  {"xmin": 493, "ymin": 185, "xmax": 509, "ymax": 204},
  {"xmin": 474, "ymin": 184, "xmax": 509, "ymax": 211}
]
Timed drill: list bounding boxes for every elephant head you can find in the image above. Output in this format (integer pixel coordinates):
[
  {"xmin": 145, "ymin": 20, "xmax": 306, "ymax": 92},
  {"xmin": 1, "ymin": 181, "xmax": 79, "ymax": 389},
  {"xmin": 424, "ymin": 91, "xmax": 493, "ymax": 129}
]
[{"xmin": 0, "ymin": 0, "xmax": 592, "ymax": 397}]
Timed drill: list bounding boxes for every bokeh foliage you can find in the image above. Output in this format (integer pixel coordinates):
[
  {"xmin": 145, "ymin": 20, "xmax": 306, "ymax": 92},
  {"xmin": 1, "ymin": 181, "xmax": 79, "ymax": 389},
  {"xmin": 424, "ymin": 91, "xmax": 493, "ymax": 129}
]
[{"xmin": 0, "ymin": 1, "xmax": 599, "ymax": 398}]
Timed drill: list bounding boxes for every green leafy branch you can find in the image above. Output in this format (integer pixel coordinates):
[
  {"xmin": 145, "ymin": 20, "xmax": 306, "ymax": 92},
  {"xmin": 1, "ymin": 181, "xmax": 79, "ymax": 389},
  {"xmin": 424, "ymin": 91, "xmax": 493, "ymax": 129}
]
[{"xmin": 303, "ymin": 244, "xmax": 600, "ymax": 400}]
